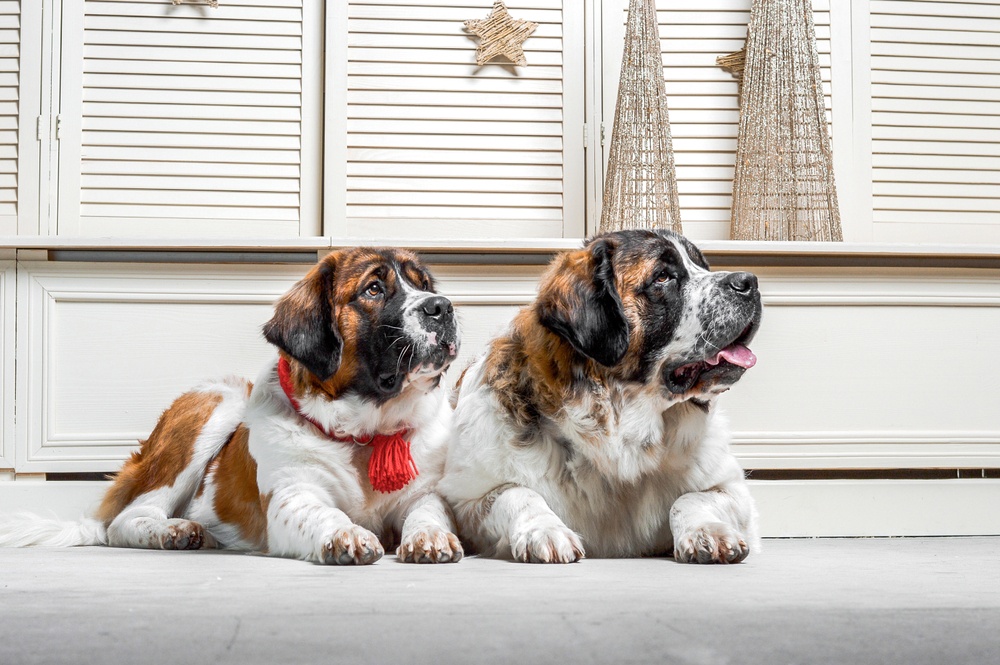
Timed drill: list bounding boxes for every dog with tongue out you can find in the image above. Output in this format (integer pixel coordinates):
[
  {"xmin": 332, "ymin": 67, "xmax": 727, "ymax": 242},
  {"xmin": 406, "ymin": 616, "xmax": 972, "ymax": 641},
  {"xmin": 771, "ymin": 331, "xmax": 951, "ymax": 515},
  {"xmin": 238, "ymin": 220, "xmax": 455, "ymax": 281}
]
[{"xmin": 441, "ymin": 229, "xmax": 764, "ymax": 565}]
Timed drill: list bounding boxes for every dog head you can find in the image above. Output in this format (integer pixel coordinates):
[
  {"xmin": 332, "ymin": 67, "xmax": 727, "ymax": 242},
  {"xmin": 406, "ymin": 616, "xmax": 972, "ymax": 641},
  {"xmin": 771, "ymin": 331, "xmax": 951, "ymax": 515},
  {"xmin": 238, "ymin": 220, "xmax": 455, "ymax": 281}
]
[
  {"xmin": 535, "ymin": 229, "xmax": 761, "ymax": 399},
  {"xmin": 263, "ymin": 248, "xmax": 460, "ymax": 402}
]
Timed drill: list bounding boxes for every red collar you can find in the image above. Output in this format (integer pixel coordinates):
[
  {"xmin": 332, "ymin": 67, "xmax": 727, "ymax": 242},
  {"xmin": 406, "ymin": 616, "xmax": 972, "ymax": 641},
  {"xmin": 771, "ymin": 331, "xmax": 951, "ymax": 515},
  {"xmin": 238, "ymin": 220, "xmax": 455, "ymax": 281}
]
[{"xmin": 276, "ymin": 357, "xmax": 419, "ymax": 493}]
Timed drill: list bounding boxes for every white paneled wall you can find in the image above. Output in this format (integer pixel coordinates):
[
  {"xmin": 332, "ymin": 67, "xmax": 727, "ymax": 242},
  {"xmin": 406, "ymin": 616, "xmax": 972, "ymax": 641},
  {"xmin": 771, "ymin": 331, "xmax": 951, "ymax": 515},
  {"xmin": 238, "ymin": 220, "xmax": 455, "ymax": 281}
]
[
  {"xmin": 720, "ymin": 267, "xmax": 1000, "ymax": 469},
  {"xmin": 870, "ymin": 0, "xmax": 1000, "ymax": 243},
  {"xmin": 52, "ymin": 0, "xmax": 323, "ymax": 237},
  {"xmin": 0, "ymin": 258, "xmax": 13, "ymax": 469},
  {"xmin": 13, "ymin": 262, "xmax": 308, "ymax": 472},
  {"xmin": 330, "ymin": 0, "xmax": 585, "ymax": 239}
]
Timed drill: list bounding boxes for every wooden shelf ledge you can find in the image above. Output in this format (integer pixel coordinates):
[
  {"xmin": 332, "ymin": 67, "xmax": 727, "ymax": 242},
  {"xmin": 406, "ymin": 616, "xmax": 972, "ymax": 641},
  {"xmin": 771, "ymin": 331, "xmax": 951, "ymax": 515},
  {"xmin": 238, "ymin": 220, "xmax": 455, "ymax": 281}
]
[{"xmin": 1, "ymin": 237, "xmax": 999, "ymax": 269}]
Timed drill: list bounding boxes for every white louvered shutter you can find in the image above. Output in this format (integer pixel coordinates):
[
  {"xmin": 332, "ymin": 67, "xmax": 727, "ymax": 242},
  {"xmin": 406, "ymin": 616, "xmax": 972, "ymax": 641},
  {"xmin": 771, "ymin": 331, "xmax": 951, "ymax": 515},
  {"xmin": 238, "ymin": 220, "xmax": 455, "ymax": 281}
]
[
  {"xmin": 331, "ymin": 0, "xmax": 585, "ymax": 239},
  {"xmin": 0, "ymin": 0, "xmax": 17, "ymax": 232},
  {"xmin": 870, "ymin": 0, "xmax": 1000, "ymax": 243},
  {"xmin": 55, "ymin": 0, "xmax": 322, "ymax": 237},
  {"xmin": 602, "ymin": 0, "xmax": 833, "ymax": 241}
]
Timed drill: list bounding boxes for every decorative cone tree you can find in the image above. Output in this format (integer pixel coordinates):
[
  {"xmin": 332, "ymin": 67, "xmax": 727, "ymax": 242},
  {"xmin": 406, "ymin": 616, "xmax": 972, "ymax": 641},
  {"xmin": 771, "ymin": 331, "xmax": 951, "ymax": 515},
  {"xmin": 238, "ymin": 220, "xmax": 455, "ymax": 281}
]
[
  {"xmin": 600, "ymin": 0, "xmax": 682, "ymax": 234},
  {"xmin": 727, "ymin": 0, "xmax": 843, "ymax": 241}
]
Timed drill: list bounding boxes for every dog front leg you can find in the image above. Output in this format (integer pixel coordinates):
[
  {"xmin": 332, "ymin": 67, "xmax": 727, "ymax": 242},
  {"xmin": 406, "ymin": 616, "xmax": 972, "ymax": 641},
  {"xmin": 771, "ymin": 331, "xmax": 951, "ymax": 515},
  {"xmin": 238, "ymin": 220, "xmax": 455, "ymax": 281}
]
[
  {"xmin": 266, "ymin": 483, "xmax": 383, "ymax": 565},
  {"xmin": 473, "ymin": 485, "xmax": 584, "ymax": 563},
  {"xmin": 395, "ymin": 493, "xmax": 463, "ymax": 564},
  {"xmin": 669, "ymin": 482, "xmax": 758, "ymax": 564}
]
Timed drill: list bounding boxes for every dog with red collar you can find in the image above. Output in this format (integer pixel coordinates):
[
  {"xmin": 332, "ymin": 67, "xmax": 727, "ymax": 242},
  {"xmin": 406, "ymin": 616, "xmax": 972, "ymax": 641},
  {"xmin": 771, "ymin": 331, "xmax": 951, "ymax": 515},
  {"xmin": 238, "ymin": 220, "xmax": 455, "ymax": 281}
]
[{"xmin": 0, "ymin": 248, "xmax": 464, "ymax": 565}]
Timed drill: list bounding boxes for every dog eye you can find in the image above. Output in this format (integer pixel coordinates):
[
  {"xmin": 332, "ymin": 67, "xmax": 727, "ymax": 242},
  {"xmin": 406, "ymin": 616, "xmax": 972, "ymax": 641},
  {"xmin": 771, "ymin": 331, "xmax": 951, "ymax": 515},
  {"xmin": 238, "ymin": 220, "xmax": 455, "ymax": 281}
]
[
  {"xmin": 655, "ymin": 271, "xmax": 672, "ymax": 284},
  {"xmin": 364, "ymin": 282, "xmax": 383, "ymax": 298}
]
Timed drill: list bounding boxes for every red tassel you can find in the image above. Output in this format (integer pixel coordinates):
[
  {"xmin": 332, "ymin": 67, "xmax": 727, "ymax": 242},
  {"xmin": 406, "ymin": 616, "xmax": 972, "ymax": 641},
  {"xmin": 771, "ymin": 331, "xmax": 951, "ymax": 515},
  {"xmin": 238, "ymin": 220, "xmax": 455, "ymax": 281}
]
[{"xmin": 367, "ymin": 431, "xmax": 419, "ymax": 493}]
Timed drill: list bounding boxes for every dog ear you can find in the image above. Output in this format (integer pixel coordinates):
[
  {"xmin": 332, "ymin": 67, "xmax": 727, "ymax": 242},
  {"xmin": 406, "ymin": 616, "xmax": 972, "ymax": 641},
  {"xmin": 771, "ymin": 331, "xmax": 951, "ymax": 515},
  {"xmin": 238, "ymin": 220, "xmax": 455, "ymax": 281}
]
[
  {"xmin": 536, "ymin": 237, "xmax": 630, "ymax": 367},
  {"xmin": 262, "ymin": 257, "xmax": 343, "ymax": 381}
]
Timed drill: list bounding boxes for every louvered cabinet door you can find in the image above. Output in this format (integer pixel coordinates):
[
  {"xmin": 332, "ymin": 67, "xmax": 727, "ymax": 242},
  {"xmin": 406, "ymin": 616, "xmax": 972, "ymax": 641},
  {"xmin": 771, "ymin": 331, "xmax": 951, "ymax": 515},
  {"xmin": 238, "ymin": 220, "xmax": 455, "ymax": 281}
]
[
  {"xmin": 332, "ymin": 0, "xmax": 586, "ymax": 240},
  {"xmin": 870, "ymin": 1, "xmax": 1000, "ymax": 243},
  {"xmin": 0, "ymin": 0, "xmax": 18, "ymax": 234},
  {"xmin": 54, "ymin": 0, "xmax": 322, "ymax": 237}
]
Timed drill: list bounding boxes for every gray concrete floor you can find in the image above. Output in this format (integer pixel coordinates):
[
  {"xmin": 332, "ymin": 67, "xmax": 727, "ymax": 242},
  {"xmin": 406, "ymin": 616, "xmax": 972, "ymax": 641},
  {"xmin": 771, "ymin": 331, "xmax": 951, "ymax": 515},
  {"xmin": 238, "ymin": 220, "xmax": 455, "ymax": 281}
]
[{"xmin": 0, "ymin": 538, "xmax": 998, "ymax": 665}]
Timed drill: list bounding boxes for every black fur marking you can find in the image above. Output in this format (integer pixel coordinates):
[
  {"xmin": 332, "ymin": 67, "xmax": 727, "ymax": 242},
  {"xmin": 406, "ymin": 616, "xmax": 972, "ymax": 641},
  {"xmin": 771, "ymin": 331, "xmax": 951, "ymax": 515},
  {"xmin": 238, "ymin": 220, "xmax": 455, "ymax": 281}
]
[
  {"xmin": 263, "ymin": 261, "xmax": 343, "ymax": 382},
  {"xmin": 538, "ymin": 238, "xmax": 630, "ymax": 367}
]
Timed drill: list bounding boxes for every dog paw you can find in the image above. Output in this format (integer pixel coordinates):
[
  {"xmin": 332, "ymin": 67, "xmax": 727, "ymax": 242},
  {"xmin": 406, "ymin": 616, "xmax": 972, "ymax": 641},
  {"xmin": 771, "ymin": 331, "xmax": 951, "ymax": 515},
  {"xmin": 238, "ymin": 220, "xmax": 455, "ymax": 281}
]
[
  {"xmin": 511, "ymin": 520, "xmax": 585, "ymax": 563},
  {"xmin": 397, "ymin": 528, "xmax": 464, "ymax": 564},
  {"xmin": 159, "ymin": 519, "xmax": 209, "ymax": 550},
  {"xmin": 320, "ymin": 526, "xmax": 384, "ymax": 565},
  {"xmin": 673, "ymin": 522, "xmax": 749, "ymax": 564}
]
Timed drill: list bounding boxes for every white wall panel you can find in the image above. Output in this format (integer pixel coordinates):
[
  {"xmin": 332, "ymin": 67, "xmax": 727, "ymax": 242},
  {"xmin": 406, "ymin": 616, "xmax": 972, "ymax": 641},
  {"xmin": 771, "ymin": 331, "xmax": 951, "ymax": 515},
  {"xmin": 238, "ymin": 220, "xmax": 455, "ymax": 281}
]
[
  {"xmin": 14, "ymin": 261, "xmax": 309, "ymax": 472},
  {"xmin": 0, "ymin": 259, "xmax": 14, "ymax": 469},
  {"xmin": 721, "ymin": 266, "xmax": 1000, "ymax": 468},
  {"xmin": 11, "ymin": 260, "xmax": 543, "ymax": 474}
]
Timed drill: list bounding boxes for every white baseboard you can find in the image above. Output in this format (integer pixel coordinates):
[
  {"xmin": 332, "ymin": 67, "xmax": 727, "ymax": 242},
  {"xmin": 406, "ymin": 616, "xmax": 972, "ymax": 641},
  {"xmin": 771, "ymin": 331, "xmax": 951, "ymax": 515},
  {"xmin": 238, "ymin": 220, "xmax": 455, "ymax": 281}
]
[
  {"xmin": 749, "ymin": 479, "xmax": 1000, "ymax": 537},
  {"xmin": 1, "ymin": 479, "xmax": 998, "ymax": 537}
]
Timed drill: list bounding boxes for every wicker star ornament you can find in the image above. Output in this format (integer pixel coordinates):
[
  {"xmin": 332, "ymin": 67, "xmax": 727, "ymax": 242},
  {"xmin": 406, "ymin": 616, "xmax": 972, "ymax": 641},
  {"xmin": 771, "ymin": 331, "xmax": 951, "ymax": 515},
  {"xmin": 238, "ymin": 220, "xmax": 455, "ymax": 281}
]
[{"xmin": 465, "ymin": 1, "xmax": 538, "ymax": 66}]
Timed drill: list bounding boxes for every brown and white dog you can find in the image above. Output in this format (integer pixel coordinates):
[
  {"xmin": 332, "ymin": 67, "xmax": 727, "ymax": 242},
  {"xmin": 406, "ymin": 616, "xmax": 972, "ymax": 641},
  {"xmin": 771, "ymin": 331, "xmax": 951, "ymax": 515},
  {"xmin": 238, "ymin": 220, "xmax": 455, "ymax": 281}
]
[
  {"xmin": 439, "ymin": 229, "xmax": 762, "ymax": 564},
  {"xmin": 0, "ymin": 248, "xmax": 464, "ymax": 565}
]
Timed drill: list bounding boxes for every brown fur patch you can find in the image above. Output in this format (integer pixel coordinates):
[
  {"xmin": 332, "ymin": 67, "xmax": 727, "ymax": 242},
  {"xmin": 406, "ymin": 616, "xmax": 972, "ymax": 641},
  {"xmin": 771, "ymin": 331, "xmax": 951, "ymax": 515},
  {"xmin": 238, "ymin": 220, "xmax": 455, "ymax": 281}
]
[
  {"xmin": 483, "ymin": 307, "xmax": 578, "ymax": 437},
  {"xmin": 484, "ymin": 243, "xmax": 655, "ymax": 439},
  {"xmin": 97, "ymin": 392, "xmax": 224, "ymax": 525},
  {"xmin": 208, "ymin": 425, "xmax": 267, "ymax": 549}
]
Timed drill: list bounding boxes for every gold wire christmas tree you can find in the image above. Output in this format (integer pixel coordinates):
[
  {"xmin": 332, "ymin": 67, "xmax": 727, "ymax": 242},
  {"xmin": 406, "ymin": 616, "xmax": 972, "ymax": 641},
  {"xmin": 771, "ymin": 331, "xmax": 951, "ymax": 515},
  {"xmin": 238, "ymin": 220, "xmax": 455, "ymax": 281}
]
[
  {"xmin": 600, "ymin": 0, "xmax": 682, "ymax": 234},
  {"xmin": 727, "ymin": 0, "xmax": 843, "ymax": 241}
]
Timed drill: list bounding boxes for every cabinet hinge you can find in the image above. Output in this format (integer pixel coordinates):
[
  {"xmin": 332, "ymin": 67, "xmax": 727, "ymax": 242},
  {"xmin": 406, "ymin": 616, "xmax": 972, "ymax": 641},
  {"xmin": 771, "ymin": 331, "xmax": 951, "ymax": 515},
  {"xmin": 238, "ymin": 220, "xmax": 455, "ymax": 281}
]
[{"xmin": 583, "ymin": 123, "xmax": 589, "ymax": 148}]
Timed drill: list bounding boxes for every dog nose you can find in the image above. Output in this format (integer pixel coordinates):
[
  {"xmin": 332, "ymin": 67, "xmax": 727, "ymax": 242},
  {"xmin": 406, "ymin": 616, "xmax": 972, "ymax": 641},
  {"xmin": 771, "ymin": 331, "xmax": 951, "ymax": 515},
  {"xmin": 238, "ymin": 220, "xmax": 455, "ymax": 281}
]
[
  {"xmin": 725, "ymin": 272, "xmax": 758, "ymax": 295},
  {"xmin": 420, "ymin": 296, "xmax": 454, "ymax": 319}
]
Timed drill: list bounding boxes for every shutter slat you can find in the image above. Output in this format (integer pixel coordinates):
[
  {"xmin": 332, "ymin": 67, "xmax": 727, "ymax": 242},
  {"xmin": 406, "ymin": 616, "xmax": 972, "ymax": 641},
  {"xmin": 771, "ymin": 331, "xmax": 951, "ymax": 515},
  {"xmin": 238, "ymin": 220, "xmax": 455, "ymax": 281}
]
[
  {"xmin": 85, "ymin": 87, "xmax": 302, "ymax": 107},
  {"xmin": 85, "ymin": 16, "xmax": 302, "ymax": 37},
  {"xmin": 81, "ymin": 204, "xmax": 300, "ymax": 221},
  {"xmin": 346, "ymin": 204, "xmax": 563, "ymax": 221},
  {"xmin": 877, "ymin": 167, "xmax": 1000, "ymax": 185},
  {"xmin": 84, "ymin": 44, "xmax": 303, "ymax": 64},
  {"xmin": 347, "ymin": 103, "xmax": 561, "ymax": 122},
  {"xmin": 83, "ymin": 160, "xmax": 300, "ymax": 178},
  {"xmin": 85, "ymin": 30, "xmax": 301, "ymax": 50},
  {"xmin": 83, "ymin": 116, "xmax": 301, "ymax": 136},
  {"xmin": 347, "ymin": 162, "xmax": 563, "ymax": 179},
  {"xmin": 346, "ymin": 118, "xmax": 561, "ymax": 137},
  {"xmin": 82, "ymin": 174, "xmax": 299, "ymax": 193},
  {"xmin": 85, "ymin": 1, "xmax": 301, "ymax": 22},
  {"xmin": 82, "ymin": 131, "xmax": 300, "ymax": 150},
  {"xmin": 82, "ymin": 188, "xmax": 299, "ymax": 207},
  {"xmin": 83, "ymin": 101, "xmax": 302, "ymax": 122},
  {"xmin": 348, "ymin": 176, "xmax": 562, "ymax": 194},
  {"xmin": 85, "ymin": 59, "xmax": 302, "ymax": 79}
]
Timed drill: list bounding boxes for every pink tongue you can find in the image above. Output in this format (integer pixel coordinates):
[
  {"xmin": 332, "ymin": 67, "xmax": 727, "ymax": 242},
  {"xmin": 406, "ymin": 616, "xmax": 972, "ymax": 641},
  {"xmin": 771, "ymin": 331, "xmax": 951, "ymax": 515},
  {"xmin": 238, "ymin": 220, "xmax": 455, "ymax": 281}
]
[{"xmin": 705, "ymin": 344, "xmax": 757, "ymax": 369}]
